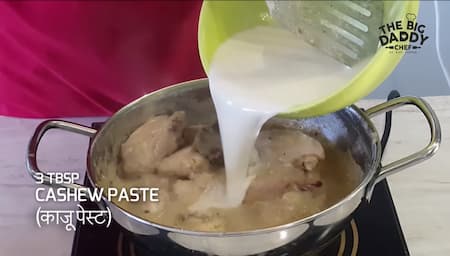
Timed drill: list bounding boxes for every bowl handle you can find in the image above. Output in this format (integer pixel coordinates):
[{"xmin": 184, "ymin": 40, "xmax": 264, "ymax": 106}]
[
  {"xmin": 26, "ymin": 120, "xmax": 97, "ymax": 190},
  {"xmin": 364, "ymin": 96, "xmax": 441, "ymax": 200}
]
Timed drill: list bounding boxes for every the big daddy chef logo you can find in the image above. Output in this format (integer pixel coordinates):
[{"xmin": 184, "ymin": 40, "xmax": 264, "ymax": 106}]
[{"xmin": 378, "ymin": 13, "xmax": 429, "ymax": 53}]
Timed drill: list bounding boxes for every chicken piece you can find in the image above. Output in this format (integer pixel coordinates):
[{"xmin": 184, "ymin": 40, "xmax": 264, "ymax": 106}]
[
  {"xmin": 172, "ymin": 172, "xmax": 215, "ymax": 205},
  {"xmin": 292, "ymin": 154, "xmax": 321, "ymax": 171},
  {"xmin": 156, "ymin": 146, "xmax": 210, "ymax": 179},
  {"xmin": 191, "ymin": 123, "xmax": 224, "ymax": 166},
  {"xmin": 182, "ymin": 124, "xmax": 207, "ymax": 146},
  {"xmin": 244, "ymin": 167, "xmax": 322, "ymax": 203},
  {"xmin": 120, "ymin": 111, "xmax": 186, "ymax": 176},
  {"xmin": 247, "ymin": 148, "xmax": 265, "ymax": 176},
  {"xmin": 255, "ymin": 128, "xmax": 325, "ymax": 171}
]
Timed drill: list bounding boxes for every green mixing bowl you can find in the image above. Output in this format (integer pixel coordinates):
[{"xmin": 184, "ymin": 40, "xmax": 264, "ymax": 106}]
[{"xmin": 198, "ymin": 0, "xmax": 420, "ymax": 118}]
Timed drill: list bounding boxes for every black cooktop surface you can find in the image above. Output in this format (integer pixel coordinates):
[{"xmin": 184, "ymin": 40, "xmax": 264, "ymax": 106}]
[
  {"xmin": 72, "ymin": 91, "xmax": 409, "ymax": 256},
  {"xmin": 71, "ymin": 177, "xmax": 408, "ymax": 256}
]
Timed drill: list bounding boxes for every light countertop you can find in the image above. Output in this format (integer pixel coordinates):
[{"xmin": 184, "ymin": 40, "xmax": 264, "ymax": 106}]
[{"xmin": 1, "ymin": 96, "xmax": 449, "ymax": 256}]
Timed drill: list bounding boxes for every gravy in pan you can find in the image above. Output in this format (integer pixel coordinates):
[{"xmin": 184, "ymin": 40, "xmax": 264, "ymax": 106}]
[{"xmin": 97, "ymin": 111, "xmax": 362, "ymax": 232}]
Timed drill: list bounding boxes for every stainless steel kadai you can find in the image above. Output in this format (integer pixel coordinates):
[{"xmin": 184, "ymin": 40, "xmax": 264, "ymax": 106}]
[{"xmin": 26, "ymin": 79, "xmax": 440, "ymax": 256}]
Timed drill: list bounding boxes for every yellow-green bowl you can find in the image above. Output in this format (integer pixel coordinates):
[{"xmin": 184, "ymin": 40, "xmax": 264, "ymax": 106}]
[{"xmin": 198, "ymin": 0, "xmax": 420, "ymax": 118}]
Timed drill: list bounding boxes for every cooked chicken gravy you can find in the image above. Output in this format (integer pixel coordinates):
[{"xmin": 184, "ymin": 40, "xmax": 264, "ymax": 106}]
[{"xmin": 97, "ymin": 112, "xmax": 363, "ymax": 232}]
